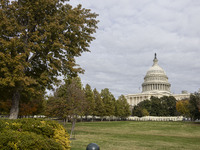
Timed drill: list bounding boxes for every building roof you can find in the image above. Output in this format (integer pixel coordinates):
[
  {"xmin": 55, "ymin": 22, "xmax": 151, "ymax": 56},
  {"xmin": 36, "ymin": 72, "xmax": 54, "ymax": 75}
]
[{"xmin": 142, "ymin": 53, "xmax": 171, "ymax": 94}]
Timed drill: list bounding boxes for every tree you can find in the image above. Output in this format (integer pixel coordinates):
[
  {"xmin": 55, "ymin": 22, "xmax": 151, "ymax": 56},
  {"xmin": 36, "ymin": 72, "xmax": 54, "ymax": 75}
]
[
  {"xmin": 132, "ymin": 106, "xmax": 143, "ymax": 117},
  {"xmin": 176, "ymin": 99, "xmax": 190, "ymax": 117},
  {"xmin": 45, "ymin": 97, "xmax": 68, "ymax": 120},
  {"xmin": 0, "ymin": 0, "xmax": 98, "ymax": 119},
  {"xmin": 0, "ymin": 95, "xmax": 45, "ymax": 117},
  {"xmin": 116, "ymin": 95, "xmax": 131, "ymax": 119},
  {"xmin": 133, "ymin": 96, "xmax": 177, "ymax": 117},
  {"xmin": 45, "ymin": 77, "xmax": 86, "ymax": 138},
  {"xmin": 19, "ymin": 98, "xmax": 45, "ymax": 117},
  {"xmin": 161, "ymin": 96, "xmax": 177, "ymax": 116},
  {"xmin": 101, "ymin": 88, "xmax": 115, "ymax": 120},
  {"xmin": 189, "ymin": 93, "xmax": 200, "ymax": 120},
  {"xmin": 141, "ymin": 108, "xmax": 149, "ymax": 116},
  {"xmin": 150, "ymin": 96, "xmax": 163, "ymax": 116},
  {"xmin": 0, "ymin": 100, "xmax": 11, "ymax": 115},
  {"xmin": 137, "ymin": 100, "xmax": 151, "ymax": 113},
  {"xmin": 84, "ymin": 84, "xmax": 95, "ymax": 120},
  {"xmin": 93, "ymin": 88, "xmax": 105, "ymax": 121},
  {"xmin": 132, "ymin": 105, "xmax": 149, "ymax": 117},
  {"xmin": 115, "ymin": 99, "xmax": 123, "ymax": 120}
]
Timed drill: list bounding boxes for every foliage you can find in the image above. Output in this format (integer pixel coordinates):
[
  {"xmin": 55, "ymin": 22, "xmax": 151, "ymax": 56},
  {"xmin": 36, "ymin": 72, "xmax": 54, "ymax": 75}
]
[
  {"xmin": 189, "ymin": 93, "xmax": 200, "ymax": 120},
  {"xmin": 176, "ymin": 99, "xmax": 190, "ymax": 117},
  {"xmin": 93, "ymin": 88, "xmax": 105, "ymax": 120},
  {"xmin": 46, "ymin": 84, "xmax": 132, "ymax": 122},
  {"xmin": 150, "ymin": 96, "xmax": 164, "ymax": 116},
  {"xmin": 101, "ymin": 88, "xmax": 115, "ymax": 118},
  {"xmin": 115, "ymin": 95, "xmax": 131, "ymax": 119},
  {"xmin": 132, "ymin": 105, "xmax": 143, "ymax": 117},
  {"xmin": 45, "ymin": 76, "xmax": 86, "ymax": 138},
  {"xmin": 0, "ymin": 0, "xmax": 98, "ymax": 119},
  {"xmin": 0, "ymin": 96, "xmax": 45, "ymax": 116},
  {"xmin": 160, "ymin": 96, "xmax": 177, "ymax": 116},
  {"xmin": 0, "ymin": 99, "xmax": 11, "ymax": 115},
  {"xmin": 0, "ymin": 118, "xmax": 70, "ymax": 150},
  {"xmin": 46, "ymin": 77, "xmax": 85, "ymax": 117},
  {"xmin": 45, "ymin": 96, "xmax": 68, "ymax": 119},
  {"xmin": 132, "ymin": 96, "xmax": 177, "ymax": 117},
  {"xmin": 84, "ymin": 84, "xmax": 95, "ymax": 118},
  {"xmin": 141, "ymin": 108, "xmax": 149, "ymax": 116}
]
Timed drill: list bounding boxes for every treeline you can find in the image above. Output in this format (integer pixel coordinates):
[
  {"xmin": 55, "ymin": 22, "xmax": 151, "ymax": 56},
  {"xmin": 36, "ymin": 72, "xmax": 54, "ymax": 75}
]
[
  {"xmin": 0, "ymin": 77, "xmax": 131, "ymax": 120},
  {"xmin": 132, "ymin": 96, "xmax": 177, "ymax": 117},
  {"xmin": 1, "ymin": 76, "xmax": 199, "ymax": 122},
  {"xmin": 133, "ymin": 93, "xmax": 200, "ymax": 120},
  {"xmin": 45, "ymin": 77, "xmax": 131, "ymax": 122},
  {"xmin": 176, "ymin": 93, "xmax": 200, "ymax": 120}
]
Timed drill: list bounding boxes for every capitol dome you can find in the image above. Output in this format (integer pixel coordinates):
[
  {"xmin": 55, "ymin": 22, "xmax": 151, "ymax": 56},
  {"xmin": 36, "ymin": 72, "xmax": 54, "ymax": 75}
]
[{"xmin": 142, "ymin": 53, "xmax": 171, "ymax": 94}]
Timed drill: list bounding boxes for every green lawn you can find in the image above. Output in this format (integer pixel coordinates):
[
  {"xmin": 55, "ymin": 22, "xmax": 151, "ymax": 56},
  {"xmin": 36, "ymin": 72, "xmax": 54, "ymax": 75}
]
[{"xmin": 65, "ymin": 121, "xmax": 200, "ymax": 150}]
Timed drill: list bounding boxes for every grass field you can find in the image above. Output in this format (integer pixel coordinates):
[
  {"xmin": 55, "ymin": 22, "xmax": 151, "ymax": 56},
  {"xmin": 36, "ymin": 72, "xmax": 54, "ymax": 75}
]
[{"xmin": 65, "ymin": 121, "xmax": 200, "ymax": 150}]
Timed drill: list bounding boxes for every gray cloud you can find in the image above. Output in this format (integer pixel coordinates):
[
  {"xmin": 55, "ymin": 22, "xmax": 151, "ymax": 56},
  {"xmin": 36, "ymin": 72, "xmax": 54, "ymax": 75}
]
[{"xmin": 70, "ymin": 0, "xmax": 200, "ymax": 98}]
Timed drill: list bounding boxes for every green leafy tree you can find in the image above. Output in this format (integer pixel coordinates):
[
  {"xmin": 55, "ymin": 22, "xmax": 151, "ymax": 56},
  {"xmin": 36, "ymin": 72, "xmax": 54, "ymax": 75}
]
[
  {"xmin": 132, "ymin": 106, "xmax": 143, "ymax": 117},
  {"xmin": 176, "ymin": 99, "xmax": 190, "ymax": 117},
  {"xmin": 149, "ymin": 96, "xmax": 163, "ymax": 116},
  {"xmin": 161, "ymin": 96, "xmax": 177, "ymax": 116},
  {"xmin": 84, "ymin": 84, "xmax": 95, "ymax": 120},
  {"xmin": 132, "ymin": 105, "xmax": 149, "ymax": 117},
  {"xmin": 0, "ymin": 0, "xmax": 98, "ymax": 119},
  {"xmin": 149, "ymin": 96, "xmax": 177, "ymax": 116},
  {"xmin": 101, "ymin": 88, "xmax": 115, "ymax": 120},
  {"xmin": 133, "ymin": 96, "xmax": 178, "ymax": 117},
  {"xmin": 141, "ymin": 108, "xmax": 149, "ymax": 116},
  {"xmin": 137, "ymin": 100, "xmax": 151, "ymax": 113},
  {"xmin": 93, "ymin": 88, "xmax": 105, "ymax": 121},
  {"xmin": 189, "ymin": 93, "xmax": 200, "ymax": 120}
]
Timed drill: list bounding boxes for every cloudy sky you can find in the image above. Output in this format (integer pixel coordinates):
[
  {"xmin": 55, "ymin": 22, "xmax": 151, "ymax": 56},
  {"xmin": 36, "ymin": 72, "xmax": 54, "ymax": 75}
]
[{"xmin": 70, "ymin": 0, "xmax": 200, "ymax": 98}]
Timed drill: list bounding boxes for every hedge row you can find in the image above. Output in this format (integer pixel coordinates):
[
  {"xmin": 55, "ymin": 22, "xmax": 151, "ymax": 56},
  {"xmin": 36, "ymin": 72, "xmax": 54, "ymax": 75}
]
[{"xmin": 0, "ymin": 118, "xmax": 70, "ymax": 150}]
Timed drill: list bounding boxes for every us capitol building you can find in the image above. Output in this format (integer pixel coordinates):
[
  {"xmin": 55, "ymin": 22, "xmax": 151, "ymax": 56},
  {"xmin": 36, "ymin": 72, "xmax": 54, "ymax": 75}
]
[{"xmin": 125, "ymin": 54, "xmax": 190, "ymax": 107}]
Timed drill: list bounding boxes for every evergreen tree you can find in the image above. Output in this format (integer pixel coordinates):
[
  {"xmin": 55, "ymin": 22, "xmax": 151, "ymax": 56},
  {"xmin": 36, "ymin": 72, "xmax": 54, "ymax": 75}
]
[{"xmin": 0, "ymin": 0, "xmax": 98, "ymax": 119}]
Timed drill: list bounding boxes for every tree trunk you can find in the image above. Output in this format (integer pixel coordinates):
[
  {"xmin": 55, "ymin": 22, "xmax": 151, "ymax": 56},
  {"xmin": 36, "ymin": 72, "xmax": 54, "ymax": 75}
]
[
  {"xmin": 70, "ymin": 116, "xmax": 76, "ymax": 139},
  {"xmin": 80, "ymin": 116, "xmax": 83, "ymax": 122},
  {"xmin": 9, "ymin": 90, "xmax": 20, "ymax": 119}
]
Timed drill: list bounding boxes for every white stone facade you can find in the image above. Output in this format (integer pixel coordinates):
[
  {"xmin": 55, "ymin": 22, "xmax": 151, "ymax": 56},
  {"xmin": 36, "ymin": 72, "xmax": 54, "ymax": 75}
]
[{"xmin": 125, "ymin": 54, "xmax": 190, "ymax": 106}]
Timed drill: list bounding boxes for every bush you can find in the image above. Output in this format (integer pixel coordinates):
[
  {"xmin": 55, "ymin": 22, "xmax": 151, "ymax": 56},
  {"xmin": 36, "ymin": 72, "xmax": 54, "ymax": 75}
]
[{"xmin": 0, "ymin": 119, "xmax": 70, "ymax": 150}]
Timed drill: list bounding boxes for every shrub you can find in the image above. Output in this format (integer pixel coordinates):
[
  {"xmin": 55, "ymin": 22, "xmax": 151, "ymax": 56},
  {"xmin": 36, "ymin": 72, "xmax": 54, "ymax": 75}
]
[{"xmin": 0, "ymin": 119, "xmax": 70, "ymax": 150}]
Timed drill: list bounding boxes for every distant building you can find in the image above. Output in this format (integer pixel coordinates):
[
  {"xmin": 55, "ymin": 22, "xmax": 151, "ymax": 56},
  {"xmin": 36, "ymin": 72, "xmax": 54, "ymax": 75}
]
[{"xmin": 125, "ymin": 54, "xmax": 190, "ymax": 107}]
